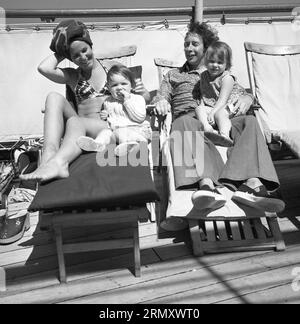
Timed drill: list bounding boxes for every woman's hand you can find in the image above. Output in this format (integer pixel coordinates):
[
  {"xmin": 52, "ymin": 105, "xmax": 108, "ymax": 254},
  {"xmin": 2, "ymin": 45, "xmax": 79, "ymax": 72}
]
[
  {"xmin": 133, "ymin": 78, "xmax": 151, "ymax": 102},
  {"xmin": 133, "ymin": 78, "xmax": 145, "ymax": 94},
  {"xmin": 155, "ymin": 99, "xmax": 171, "ymax": 116},
  {"xmin": 100, "ymin": 110, "xmax": 108, "ymax": 120},
  {"xmin": 232, "ymin": 94, "xmax": 254, "ymax": 116}
]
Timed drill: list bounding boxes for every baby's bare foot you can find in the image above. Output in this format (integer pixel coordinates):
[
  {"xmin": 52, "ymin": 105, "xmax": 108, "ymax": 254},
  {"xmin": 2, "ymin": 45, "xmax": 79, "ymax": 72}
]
[{"xmin": 77, "ymin": 136, "xmax": 105, "ymax": 152}]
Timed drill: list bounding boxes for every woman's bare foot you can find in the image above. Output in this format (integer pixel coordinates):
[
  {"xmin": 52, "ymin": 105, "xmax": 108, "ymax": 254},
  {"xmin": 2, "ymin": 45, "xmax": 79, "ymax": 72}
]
[{"xmin": 19, "ymin": 158, "xmax": 69, "ymax": 183}]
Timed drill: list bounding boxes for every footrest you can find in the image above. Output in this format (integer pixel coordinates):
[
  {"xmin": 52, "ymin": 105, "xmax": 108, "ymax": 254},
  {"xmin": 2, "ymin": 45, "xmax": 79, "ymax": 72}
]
[{"xmin": 188, "ymin": 216, "xmax": 285, "ymax": 256}]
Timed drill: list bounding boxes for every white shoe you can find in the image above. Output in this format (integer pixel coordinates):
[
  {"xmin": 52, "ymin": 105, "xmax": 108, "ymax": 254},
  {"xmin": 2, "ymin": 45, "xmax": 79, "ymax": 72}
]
[
  {"xmin": 191, "ymin": 189, "xmax": 227, "ymax": 211},
  {"xmin": 114, "ymin": 141, "xmax": 139, "ymax": 157},
  {"xmin": 77, "ymin": 136, "xmax": 105, "ymax": 152}
]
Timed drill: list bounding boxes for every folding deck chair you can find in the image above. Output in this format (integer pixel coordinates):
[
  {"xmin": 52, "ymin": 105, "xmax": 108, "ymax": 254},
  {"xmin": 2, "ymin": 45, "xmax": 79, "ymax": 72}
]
[
  {"xmin": 244, "ymin": 42, "xmax": 300, "ymax": 229},
  {"xmin": 28, "ymin": 46, "xmax": 159, "ymax": 283},
  {"xmin": 154, "ymin": 57, "xmax": 286, "ymax": 256}
]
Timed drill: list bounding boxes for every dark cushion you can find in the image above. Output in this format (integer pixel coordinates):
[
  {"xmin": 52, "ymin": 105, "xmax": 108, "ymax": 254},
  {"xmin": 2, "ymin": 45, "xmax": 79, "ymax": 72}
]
[{"xmin": 29, "ymin": 153, "xmax": 159, "ymax": 212}]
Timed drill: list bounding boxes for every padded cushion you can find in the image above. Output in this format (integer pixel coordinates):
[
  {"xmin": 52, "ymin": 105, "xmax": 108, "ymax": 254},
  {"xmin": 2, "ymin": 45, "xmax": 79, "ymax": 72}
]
[
  {"xmin": 252, "ymin": 52, "xmax": 300, "ymax": 132},
  {"xmin": 29, "ymin": 153, "xmax": 159, "ymax": 212}
]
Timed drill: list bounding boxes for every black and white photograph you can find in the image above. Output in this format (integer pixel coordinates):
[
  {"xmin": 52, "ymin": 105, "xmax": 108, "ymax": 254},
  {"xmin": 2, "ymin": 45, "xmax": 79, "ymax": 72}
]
[{"xmin": 0, "ymin": 0, "xmax": 300, "ymax": 306}]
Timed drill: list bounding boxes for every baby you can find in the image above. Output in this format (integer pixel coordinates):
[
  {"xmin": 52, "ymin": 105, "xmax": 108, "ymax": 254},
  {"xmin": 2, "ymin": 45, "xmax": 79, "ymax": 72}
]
[{"xmin": 77, "ymin": 64, "xmax": 151, "ymax": 156}]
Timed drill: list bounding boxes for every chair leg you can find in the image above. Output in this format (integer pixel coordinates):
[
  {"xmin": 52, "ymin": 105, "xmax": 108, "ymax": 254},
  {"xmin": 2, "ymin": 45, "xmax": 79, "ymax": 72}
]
[
  {"xmin": 188, "ymin": 219, "xmax": 204, "ymax": 256},
  {"xmin": 133, "ymin": 222, "xmax": 141, "ymax": 277},
  {"xmin": 54, "ymin": 225, "xmax": 67, "ymax": 283},
  {"xmin": 266, "ymin": 217, "xmax": 286, "ymax": 252}
]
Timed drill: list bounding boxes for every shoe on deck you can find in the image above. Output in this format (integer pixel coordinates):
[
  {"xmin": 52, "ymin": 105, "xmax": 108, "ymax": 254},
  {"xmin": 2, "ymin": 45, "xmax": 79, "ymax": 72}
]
[{"xmin": 0, "ymin": 211, "xmax": 30, "ymax": 245}]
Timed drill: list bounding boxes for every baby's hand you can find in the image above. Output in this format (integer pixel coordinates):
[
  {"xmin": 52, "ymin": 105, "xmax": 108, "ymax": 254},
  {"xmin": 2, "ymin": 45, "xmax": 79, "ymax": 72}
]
[
  {"xmin": 118, "ymin": 89, "xmax": 131, "ymax": 101},
  {"xmin": 100, "ymin": 110, "xmax": 108, "ymax": 120}
]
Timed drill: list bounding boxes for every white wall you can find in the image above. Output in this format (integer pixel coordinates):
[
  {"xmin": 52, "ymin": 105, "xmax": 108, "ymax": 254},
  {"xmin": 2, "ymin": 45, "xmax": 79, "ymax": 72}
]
[{"xmin": 0, "ymin": 22, "xmax": 300, "ymax": 137}]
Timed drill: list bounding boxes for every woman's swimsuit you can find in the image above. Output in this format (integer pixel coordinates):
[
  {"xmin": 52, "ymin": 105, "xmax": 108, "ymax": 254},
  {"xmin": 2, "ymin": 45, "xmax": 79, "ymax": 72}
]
[{"xmin": 74, "ymin": 59, "xmax": 110, "ymax": 105}]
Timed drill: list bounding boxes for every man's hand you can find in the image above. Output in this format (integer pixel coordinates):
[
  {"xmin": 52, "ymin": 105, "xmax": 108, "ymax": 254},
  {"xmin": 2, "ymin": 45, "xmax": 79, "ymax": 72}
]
[
  {"xmin": 155, "ymin": 98, "xmax": 171, "ymax": 116},
  {"xmin": 207, "ymin": 111, "xmax": 216, "ymax": 126},
  {"xmin": 232, "ymin": 94, "xmax": 253, "ymax": 117}
]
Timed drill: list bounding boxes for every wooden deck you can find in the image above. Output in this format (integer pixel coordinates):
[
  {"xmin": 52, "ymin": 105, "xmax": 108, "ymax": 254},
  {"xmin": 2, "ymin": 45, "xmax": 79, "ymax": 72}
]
[{"xmin": 0, "ymin": 159, "xmax": 300, "ymax": 304}]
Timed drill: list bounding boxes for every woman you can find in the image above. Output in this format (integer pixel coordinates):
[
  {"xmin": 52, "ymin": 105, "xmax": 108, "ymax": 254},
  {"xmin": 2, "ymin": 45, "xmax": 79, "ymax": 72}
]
[
  {"xmin": 20, "ymin": 19, "xmax": 149, "ymax": 183},
  {"xmin": 154, "ymin": 21, "xmax": 285, "ymax": 213}
]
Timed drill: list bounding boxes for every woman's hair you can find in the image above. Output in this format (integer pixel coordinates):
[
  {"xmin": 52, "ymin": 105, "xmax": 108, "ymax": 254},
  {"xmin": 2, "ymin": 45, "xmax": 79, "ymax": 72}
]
[
  {"xmin": 187, "ymin": 21, "xmax": 219, "ymax": 50},
  {"xmin": 107, "ymin": 64, "xmax": 136, "ymax": 88},
  {"xmin": 204, "ymin": 41, "xmax": 233, "ymax": 70},
  {"xmin": 50, "ymin": 19, "xmax": 93, "ymax": 60}
]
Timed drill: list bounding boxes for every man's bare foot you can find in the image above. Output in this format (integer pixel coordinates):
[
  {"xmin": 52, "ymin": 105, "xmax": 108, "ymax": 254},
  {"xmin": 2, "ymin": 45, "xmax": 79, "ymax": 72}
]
[{"xmin": 19, "ymin": 159, "xmax": 69, "ymax": 183}]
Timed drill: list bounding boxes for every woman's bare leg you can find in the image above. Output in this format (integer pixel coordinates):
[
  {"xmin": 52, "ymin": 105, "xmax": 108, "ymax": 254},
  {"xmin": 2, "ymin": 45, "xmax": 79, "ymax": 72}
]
[
  {"xmin": 20, "ymin": 116, "xmax": 107, "ymax": 182},
  {"xmin": 41, "ymin": 92, "xmax": 77, "ymax": 164},
  {"xmin": 20, "ymin": 116, "xmax": 84, "ymax": 182}
]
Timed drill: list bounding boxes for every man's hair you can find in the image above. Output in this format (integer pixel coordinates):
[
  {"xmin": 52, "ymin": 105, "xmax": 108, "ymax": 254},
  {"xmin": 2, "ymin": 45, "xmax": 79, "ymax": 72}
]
[
  {"xmin": 187, "ymin": 21, "xmax": 219, "ymax": 50},
  {"xmin": 107, "ymin": 64, "xmax": 136, "ymax": 88},
  {"xmin": 204, "ymin": 41, "xmax": 233, "ymax": 70}
]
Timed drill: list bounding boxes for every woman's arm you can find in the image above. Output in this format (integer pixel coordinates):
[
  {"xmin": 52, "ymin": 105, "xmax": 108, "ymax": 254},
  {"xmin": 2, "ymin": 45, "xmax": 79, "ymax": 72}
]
[{"xmin": 37, "ymin": 53, "xmax": 73, "ymax": 84}]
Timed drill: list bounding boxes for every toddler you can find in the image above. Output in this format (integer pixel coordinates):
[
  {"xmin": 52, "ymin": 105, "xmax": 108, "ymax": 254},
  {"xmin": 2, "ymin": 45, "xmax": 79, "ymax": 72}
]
[
  {"xmin": 197, "ymin": 41, "xmax": 247, "ymax": 146},
  {"xmin": 77, "ymin": 64, "xmax": 151, "ymax": 156}
]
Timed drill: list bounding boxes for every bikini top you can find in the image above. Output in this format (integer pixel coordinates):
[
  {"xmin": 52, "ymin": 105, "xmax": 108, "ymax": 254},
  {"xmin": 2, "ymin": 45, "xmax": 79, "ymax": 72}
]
[{"xmin": 74, "ymin": 59, "xmax": 110, "ymax": 105}]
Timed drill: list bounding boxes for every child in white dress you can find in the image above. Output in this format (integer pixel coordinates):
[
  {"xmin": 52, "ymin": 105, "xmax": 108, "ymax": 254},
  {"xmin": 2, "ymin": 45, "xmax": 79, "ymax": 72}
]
[{"xmin": 77, "ymin": 64, "xmax": 151, "ymax": 156}]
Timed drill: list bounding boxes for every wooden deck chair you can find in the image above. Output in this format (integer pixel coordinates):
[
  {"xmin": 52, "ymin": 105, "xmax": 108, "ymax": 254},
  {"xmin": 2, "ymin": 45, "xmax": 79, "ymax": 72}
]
[
  {"xmin": 244, "ymin": 42, "xmax": 300, "ymax": 160},
  {"xmin": 154, "ymin": 57, "xmax": 285, "ymax": 256},
  {"xmin": 30, "ymin": 46, "xmax": 159, "ymax": 283},
  {"xmin": 244, "ymin": 42, "xmax": 300, "ymax": 229}
]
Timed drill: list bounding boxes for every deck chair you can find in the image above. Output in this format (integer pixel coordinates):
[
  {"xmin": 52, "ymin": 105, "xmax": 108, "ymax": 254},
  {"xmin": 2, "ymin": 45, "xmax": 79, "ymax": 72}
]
[
  {"xmin": 154, "ymin": 57, "xmax": 285, "ymax": 256},
  {"xmin": 244, "ymin": 42, "xmax": 300, "ymax": 159},
  {"xmin": 244, "ymin": 42, "xmax": 300, "ymax": 229},
  {"xmin": 29, "ymin": 46, "xmax": 159, "ymax": 283}
]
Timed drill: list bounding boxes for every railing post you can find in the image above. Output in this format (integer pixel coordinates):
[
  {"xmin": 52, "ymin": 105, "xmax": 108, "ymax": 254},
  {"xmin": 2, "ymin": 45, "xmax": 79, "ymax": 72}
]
[{"xmin": 194, "ymin": 0, "xmax": 203, "ymax": 23}]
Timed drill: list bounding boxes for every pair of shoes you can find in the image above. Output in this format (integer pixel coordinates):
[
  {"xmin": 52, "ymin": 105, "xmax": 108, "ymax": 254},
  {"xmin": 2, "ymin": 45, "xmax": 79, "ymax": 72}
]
[
  {"xmin": 114, "ymin": 141, "xmax": 140, "ymax": 157},
  {"xmin": 0, "ymin": 210, "xmax": 30, "ymax": 245},
  {"xmin": 191, "ymin": 186, "xmax": 227, "ymax": 211},
  {"xmin": 77, "ymin": 136, "xmax": 105, "ymax": 152},
  {"xmin": 204, "ymin": 131, "xmax": 233, "ymax": 147},
  {"xmin": 232, "ymin": 184, "xmax": 285, "ymax": 213}
]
